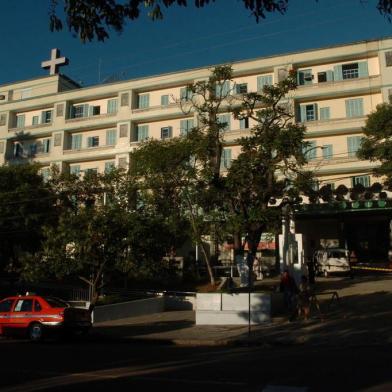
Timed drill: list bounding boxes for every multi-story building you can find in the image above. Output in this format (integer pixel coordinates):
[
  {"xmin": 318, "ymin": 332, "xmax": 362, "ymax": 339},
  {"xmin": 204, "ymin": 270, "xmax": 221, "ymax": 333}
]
[{"xmin": 1, "ymin": 38, "xmax": 392, "ymax": 266}]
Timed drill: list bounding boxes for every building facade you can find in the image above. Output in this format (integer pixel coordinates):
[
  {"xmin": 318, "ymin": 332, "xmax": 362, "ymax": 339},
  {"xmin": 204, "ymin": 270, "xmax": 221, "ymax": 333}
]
[{"xmin": 1, "ymin": 38, "xmax": 392, "ymax": 266}]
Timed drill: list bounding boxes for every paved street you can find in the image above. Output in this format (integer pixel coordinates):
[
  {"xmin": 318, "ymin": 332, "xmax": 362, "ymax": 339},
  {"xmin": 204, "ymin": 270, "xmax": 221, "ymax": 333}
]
[
  {"xmin": 0, "ymin": 338, "xmax": 391, "ymax": 391},
  {"xmin": 1, "ymin": 274, "xmax": 392, "ymax": 391}
]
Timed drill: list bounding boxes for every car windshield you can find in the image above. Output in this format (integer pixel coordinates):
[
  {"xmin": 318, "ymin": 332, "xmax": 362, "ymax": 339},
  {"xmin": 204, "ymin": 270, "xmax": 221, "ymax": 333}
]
[{"xmin": 44, "ymin": 297, "xmax": 69, "ymax": 308}]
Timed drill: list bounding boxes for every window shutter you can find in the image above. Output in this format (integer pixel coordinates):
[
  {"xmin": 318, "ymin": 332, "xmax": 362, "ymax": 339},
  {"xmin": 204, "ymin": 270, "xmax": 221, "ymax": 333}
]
[
  {"xmin": 82, "ymin": 104, "xmax": 88, "ymax": 117},
  {"xmin": 70, "ymin": 165, "xmax": 81, "ymax": 175},
  {"xmin": 257, "ymin": 75, "xmax": 273, "ymax": 91},
  {"xmin": 87, "ymin": 137, "xmax": 93, "ymax": 148},
  {"xmin": 106, "ymin": 129, "xmax": 117, "ymax": 145},
  {"xmin": 120, "ymin": 93, "xmax": 129, "ymax": 107},
  {"xmin": 180, "ymin": 119, "xmax": 193, "ymax": 135},
  {"xmin": 88, "ymin": 105, "xmax": 95, "ymax": 117},
  {"xmin": 218, "ymin": 114, "xmax": 231, "ymax": 131},
  {"xmin": 300, "ymin": 106, "xmax": 307, "ymax": 122},
  {"xmin": 313, "ymin": 104, "xmax": 318, "ymax": 121},
  {"xmin": 161, "ymin": 95, "xmax": 169, "ymax": 106},
  {"xmin": 319, "ymin": 107, "xmax": 330, "ymax": 121},
  {"xmin": 119, "ymin": 124, "xmax": 128, "ymax": 138},
  {"xmin": 347, "ymin": 136, "xmax": 362, "ymax": 157},
  {"xmin": 346, "ymin": 98, "xmax": 363, "ymax": 117},
  {"xmin": 221, "ymin": 149, "xmax": 232, "ymax": 169},
  {"xmin": 137, "ymin": 125, "xmax": 149, "ymax": 141},
  {"xmin": 168, "ymin": 126, "xmax": 173, "ymax": 138},
  {"xmin": 180, "ymin": 88, "xmax": 187, "ymax": 100},
  {"xmin": 43, "ymin": 139, "xmax": 50, "ymax": 153},
  {"xmin": 358, "ymin": 61, "xmax": 368, "ymax": 78},
  {"xmin": 104, "ymin": 162, "xmax": 115, "ymax": 173},
  {"xmin": 138, "ymin": 94, "xmax": 149, "ymax": 109},
  {"xmin": 0, "ymin": 114, "xmax": 6, "ymax": 126},
  {"xmin": 16, "ymin": 114, "xmax": 25, "ymax": 128},
  {"xmin": 297, "ymin": 71, "xmax": 304, "ymax": 86},
  {"xmin": 0, "ymin": 141, "xmax": 4, "ymax": 154},
  {"xmin": 322, "ymin": 144, "xmax": 333, "ymax": 159},
  {"xmin": 54, "ymin": 133, "xmax": 62, "ymax": 147},
  {"xmin": 326, "ymin": 70, "xmax": 334, "ymax": 82},
  {"xmin": 107, "ymin": 99, "xmax": 118, "ymax": 114},
  {"xmin": 333, "ymin": 65, "xmax": 343, "ymax": 81}
]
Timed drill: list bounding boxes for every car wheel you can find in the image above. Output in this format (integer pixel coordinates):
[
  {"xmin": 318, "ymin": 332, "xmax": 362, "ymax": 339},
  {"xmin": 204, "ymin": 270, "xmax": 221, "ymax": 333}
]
[{"xmin": 28, "ymin": 323, "xmax": 43, "ymax": 342}]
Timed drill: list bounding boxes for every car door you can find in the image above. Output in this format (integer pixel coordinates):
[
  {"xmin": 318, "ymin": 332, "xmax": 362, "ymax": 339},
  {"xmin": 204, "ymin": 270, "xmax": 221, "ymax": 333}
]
[
  {"xmin": 11, "ymin": 298, "xmax": 34, "ymax": 330},
  {"xmin": 0, "ymin": 299, "xmax": 15, "ymax": 333}
]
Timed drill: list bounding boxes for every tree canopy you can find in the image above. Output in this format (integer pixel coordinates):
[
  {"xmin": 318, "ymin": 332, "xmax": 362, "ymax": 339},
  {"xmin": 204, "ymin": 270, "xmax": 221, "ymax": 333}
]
[
  {"xmin": 49, "ymin": 0, "xmax": 392, "ymax": 42},
  {"xmin": 357, "ymin": 101, "xmax": 392, "ymax": 184}
]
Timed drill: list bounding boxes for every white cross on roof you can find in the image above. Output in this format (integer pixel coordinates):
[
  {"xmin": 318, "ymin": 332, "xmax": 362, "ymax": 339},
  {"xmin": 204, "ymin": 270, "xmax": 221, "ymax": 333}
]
[{"xmin": 41, "ymin": 48, "xmax": 69, "ymax": 75}]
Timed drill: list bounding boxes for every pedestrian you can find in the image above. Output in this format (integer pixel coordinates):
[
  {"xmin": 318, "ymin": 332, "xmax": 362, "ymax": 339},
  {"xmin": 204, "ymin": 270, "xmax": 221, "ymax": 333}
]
[
  {"xmin": 349, "ymin": 250, "xmax": 357, "ymax": 279},
  {"xmin": 279, "ymin": 269, "xmax": 298, "ymax": 313},
  {"xmin": 297, "ymin": 275, "xmax": 311, "ymax": 320},
  {"xmin": 253, "ymin": 257, "xmax": 263, "ymax": 280}
]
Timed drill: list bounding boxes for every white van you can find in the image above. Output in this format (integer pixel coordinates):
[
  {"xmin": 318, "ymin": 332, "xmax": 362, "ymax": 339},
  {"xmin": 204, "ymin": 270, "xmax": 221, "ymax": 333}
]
[{"xmin": 313, "ymin": 248, "xmax": 350, "ymax": 277}]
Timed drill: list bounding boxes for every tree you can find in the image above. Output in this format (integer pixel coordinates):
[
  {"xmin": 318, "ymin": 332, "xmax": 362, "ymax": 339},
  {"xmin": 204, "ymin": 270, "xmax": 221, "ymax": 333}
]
[
  {"xmin": 0, "ymin": 164, "xmax": 56, "ymax": 282},
  {"xmin": 225, "ymin": 70, "xmax": 312, "ymax": 261},
  {"xmin": 21, "ymin": 167, "xmax": 180, "ymax": 310},
  {"xmin": 357, "ymin": 101, "xmax": 392, "ymax": 185},
  {"xmin": 49, "ymin": 0, "xmax": 392, "ymax": 42}
]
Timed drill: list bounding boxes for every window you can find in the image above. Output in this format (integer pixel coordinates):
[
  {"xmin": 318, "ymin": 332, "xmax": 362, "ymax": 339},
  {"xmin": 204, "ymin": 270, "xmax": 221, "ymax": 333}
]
[
  {"xmin": 41, "ymin": 168, "xmax": 50, "ymax": 181},
  {"xmin": 180, "ymin": 119, "xmax": 194, "ymax": 136},
  {"xmin": 89, "ymin": 106, "xmax": 100, "ymax": 116},
  {"xmin": 235, "ymin": 83, "xmax": 248, "ymax": 94},
  {"xmin": 342, "ymin": 63, "xmax": 359, "ymax": 79},
  {"xmin": 44, "ymin": 297, "xmax": 68, "ymax": 308},
  {"xmin": 334, "ymin": 62, "xmax": 368, "ymax": 81},
  {"xmin": 161, "ymin": 95, "xmax": 169, "ymax": 106},
  {"xmin": 87, "ymin": 136, "xmax": 99, "ymax": 148},
  {"xmin": 300, "ymin": 104, "xmax": 318, "ymax": 122},
  {"xmin": 221, "ymin": 149, "xmax": 232, "ymax": 169},
  {"xmin": 16, "ymin": 114, "xmax": 25, "ymax": 128},
  {"xmin": 14, "ymin": 142, "xmax": 23, "ymax": 157},
  {"xmin": 120, "ymin": 93, "xmax": 129, "ymax": 107},
  {"xmin": 345, "ymin": 98, "xmax": 364, "ymax": 118},
  {"xmin": 107, "ymin": 99, "xmax": 118, "ymax": 114},
  {"xmin": 257, "ymin": 75, "xmax": 273, "ymax": 91},
  {"xmin": 73, "ymin": 104, "xmax": 88, "ymax": 118},
  {"xmin": 0, "ymin": 299, "xmax": 14, "ymax": 312},
  {"xmin": 138, "ymin": 94, "xmax": 150, "ymax": 109},
  {"xmin": 85, "ymin": 168, "xmax": 98, "ymax": 175},
  {"xmin": 218, "ymin": 114, "xmax": 231, "ymax": 132},
  {"xmin": 41, "ymin": 139, "xmax": 50, "ymax": 153},
  {"xmin": 20, "ymin": 88, "xmax": 32, "ymax": 99},
  {"xmin": 161, "ymin": 126, "xmax": 173, "ymax": 139},
  {"xmin": 352, "ymin": 175, "xmax": 370, "ymax": 188},
  {"xmin": 297, "ymin": 69, "xmax": 313, "ymax": 85},
  {"xmin": 322, "ymin": 144, "xmax": 333, "ymax": 160},
  {"xmin": 137, "ymin": 125, "xmax": 149, "ymax": 141},
  {"xmin": 106, "ymin": 129, "xmax": 117, "ymax": 145},
  {"xmin": 216, "ymin": 81, "xmax": 230, "ymax": 97},
  {"xmin": 385, "ymin": 51, "xmax": 392, "ymax": 67},
  {"xmin": 180, "ymin": 87, "xmax": 192, "ymax": 101},
  {"xmin": 347, "ymin": 136, "xmax": 362, "ymax": 157},
  {"xmin": 54, "ymin": 133, "xmax": 62, "ymax": 147},
  {"xmin": 14, "ymin": 299, "xmax": 33, "ymax": 312},
  {"xmin": 71, "ymin": 134, "xmax": 82, "ymax": 150},
  {"xmin": 319, "ymin": 107, "xmax": 330, "ymax": 121},
  {"xmin": 41, "ymin": 110, "xmax": 52, "ymax": 124},
  {"xmin": 70, "ymin": 165, "xmax": 81, "ymax": 175},
  {"xmin": 303, "ymin": 141, "xmax": 317, "ymax": 160},
  {"xmin": 105, "ymin": 161, "xmax": 115, "ymax": 173},
  {"xmin": 34, "ymin": 301, "xmax": 42, "ymax": 312},
  {"xmin": 239, "ymin": 117, "xmax": 249, "ymax": 129},
  {"xmin": 119, "ymin": 124, "xmax": 128, "ymax": 138},
  {"xmin": 32, "ymin": 116, "xmax": 39, "ymax": 126},
  {"xmin": 29, "ymin": 143, "xmax": 37, "ymax": 156},
  {"xmin": 317, "ymin": 72, "xmax": 327, "ymax": 83},
  {"xmin": 0, "ymin": 114, "xmax": 6, "ymax": 126}
]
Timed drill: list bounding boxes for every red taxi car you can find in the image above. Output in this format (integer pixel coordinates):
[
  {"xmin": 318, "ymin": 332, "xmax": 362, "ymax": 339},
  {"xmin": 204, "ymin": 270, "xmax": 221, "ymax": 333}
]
[{"xmin": 0, "ymin": 294, "xmax": 92, "ymax": 341}]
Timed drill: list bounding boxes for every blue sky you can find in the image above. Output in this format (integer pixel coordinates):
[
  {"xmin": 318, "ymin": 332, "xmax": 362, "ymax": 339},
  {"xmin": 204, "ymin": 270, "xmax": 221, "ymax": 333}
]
[{"xmin": 1, "ymin": 0, "xmax": 392, "ymax": 87}]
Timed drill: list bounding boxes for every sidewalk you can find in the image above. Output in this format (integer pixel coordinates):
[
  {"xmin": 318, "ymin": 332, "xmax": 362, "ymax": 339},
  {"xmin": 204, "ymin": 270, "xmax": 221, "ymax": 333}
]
[{"xmin": 92, "ymin": 274, "xmax": 392, "ymax": 347}]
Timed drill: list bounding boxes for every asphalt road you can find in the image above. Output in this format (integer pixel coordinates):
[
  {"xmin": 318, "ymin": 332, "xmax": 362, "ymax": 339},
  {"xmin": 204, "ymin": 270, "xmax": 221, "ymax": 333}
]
[{"xmin": 0, "ymin": 337, "xmax": 391, "ymax": 392}]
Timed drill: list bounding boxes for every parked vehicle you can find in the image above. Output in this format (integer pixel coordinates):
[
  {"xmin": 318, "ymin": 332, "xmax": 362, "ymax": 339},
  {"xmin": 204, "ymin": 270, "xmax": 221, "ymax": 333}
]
[
  {"xmin": 0, "ymin": 294, "xmax": 91, "ymax": 341},
  {"xmin": 313, "ymin": 248, "xmax": 350, "ymax": 277}
]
